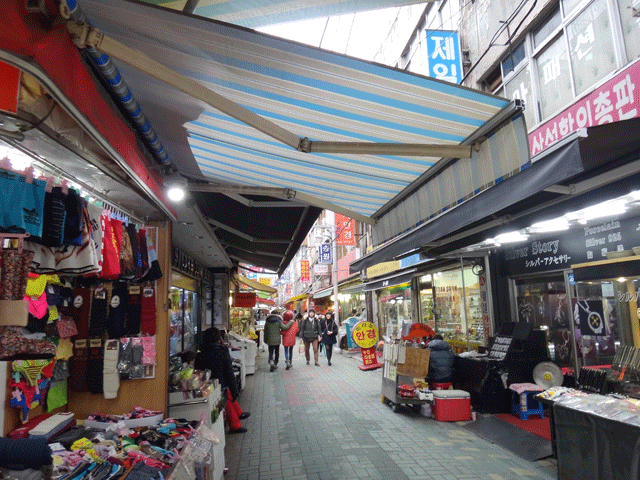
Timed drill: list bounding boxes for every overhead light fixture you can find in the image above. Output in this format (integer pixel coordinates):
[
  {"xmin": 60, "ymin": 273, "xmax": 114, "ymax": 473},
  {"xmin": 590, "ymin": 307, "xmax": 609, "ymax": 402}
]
[
  {"xmin": 530, "ymin": 218, "xmax": 570, "ymax": 233},
  {"xmin": 568, "ymin": 200, "xmax": 627, "ymax": 222},
  {"xmin": 492, "ymin": 231, "xmax": 529, "ymax": 244},
  {"xmin": 618, "ymin": 277, "xmax": 627, "ymax": 282},
  {"xmin": 163, "ymin": 170, "xmax": 188, "ymax": 202}
]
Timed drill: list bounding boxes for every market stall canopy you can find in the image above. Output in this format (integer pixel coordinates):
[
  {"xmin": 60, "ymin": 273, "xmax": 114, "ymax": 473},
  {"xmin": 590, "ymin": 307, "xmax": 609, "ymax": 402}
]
[
  {"xmin": 233, "ymin": 273, "xmax": 278, "ymax": 294},
  {"xmin": 68, "ymin": 0, "xmax": 528, "ymax": 273},
  {"xmin": 138, "ymin": 0, "xmax": 432, "ymax": 28}
]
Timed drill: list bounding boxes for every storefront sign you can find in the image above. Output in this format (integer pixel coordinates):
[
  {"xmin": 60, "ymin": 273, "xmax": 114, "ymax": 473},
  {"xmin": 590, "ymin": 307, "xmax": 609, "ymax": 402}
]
[
  {"xmin": 0, "ymin": 61, "xmax": 20, "ymax": 114},
  {"xmin": 258, "ymin": 277, "xmax": 272, "ymax": 286},
  {"xmin": 338, "ymin": 249, "xmax": 358, "ymax": 282},
  {"xmin": 300, "ymin": 260, "xmax": 310, "ymax": 282},
  {"xmin": 352, "ymin": 321, "xmax": 383, "ymax": 370},
  {"xmin": 318, "ymin": 243, "xmax": 332, "ymax": 264},
  {"xmin": 233, "ymin": 292, "xmax": 256, "ymax": 307},
  {"xmin": 352, "ymin": 321, "xmax": 379, "ymax": 349},
  {"xmin": 529, "ymin": 59, "xmax": 640, "ymax": 156},
  {"xmin": 499, "ymin": 214, "xmax": 640, "ymax": 276},
  {"xmin": 425, "ymin": 30, "xmax": 463, "ymax": 84},
  {"xmin": 335, "ymin": 214, "xmax": 355, "ymax": 245},
  {"xmin": 313, "ymin": 264, "xmax": 329, "ymax": 275}
]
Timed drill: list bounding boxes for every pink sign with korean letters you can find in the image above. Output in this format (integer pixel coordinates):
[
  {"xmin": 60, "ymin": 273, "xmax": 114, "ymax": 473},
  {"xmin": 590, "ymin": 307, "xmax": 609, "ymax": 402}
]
[{"xmin": 529, "ymin": 60, "xmax": 640, "ymax": 157}]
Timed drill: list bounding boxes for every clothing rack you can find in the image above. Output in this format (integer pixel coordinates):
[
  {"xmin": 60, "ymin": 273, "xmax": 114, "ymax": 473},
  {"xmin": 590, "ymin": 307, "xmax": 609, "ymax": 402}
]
[
  {"xmin": 0, "ymin": 156, "xmax": 145, "ymax": 226},
  {"xmin": 0, "ymin": 233, "xmax": 30, "ymax": 254}
]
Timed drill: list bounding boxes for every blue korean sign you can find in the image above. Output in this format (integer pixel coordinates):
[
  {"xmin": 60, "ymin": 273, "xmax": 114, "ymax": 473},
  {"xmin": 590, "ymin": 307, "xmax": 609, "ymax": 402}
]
[
  {"xmin": 425, "ymin": 30, "xmax": 463, "ymax": 84},
  {"xmin": 319, "ymin": 244, "xmax": 332, "ymax": 264}
]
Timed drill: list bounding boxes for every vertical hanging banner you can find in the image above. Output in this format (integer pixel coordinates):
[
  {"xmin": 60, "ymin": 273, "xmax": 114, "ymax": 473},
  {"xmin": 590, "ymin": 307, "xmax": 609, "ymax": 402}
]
[
  {"xmin": 318, "ymin": 243, "xmax": 332, "ymax": 264},
  {"xmin": 335, "ymin": 214, "xmax": 355, "ymax": 245},
  {"xmin": 300, "ymin": 260, "xmax": 310, "ymax": 282},
  {"xmin": 0, "ymin": 60, "xmax": 20, "ymax": 114},
  {"xmin": 425, "ymin": 30, "xmax": 463, "ymax": 84}
]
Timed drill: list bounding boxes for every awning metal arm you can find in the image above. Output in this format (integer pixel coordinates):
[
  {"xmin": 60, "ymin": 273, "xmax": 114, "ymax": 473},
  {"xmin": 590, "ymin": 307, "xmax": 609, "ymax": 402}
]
[{"xmin": 63, "ymin": 20, "xmax": 474, "ymax": 159}]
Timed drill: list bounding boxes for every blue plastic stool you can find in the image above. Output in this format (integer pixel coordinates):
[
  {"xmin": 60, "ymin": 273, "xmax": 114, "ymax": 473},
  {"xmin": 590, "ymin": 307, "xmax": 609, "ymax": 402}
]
[{"xmin": 511, "ymin": 391, "xmax": 545, "ymax": 420}]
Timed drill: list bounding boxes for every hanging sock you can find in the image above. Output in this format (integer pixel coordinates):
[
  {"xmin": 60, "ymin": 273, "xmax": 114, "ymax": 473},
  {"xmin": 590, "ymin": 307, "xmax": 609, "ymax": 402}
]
[
  {"xmin": 88, "ymin": 287, "xmax": 108, "ymax": 338},
  {"xmin": 107, "ymin": 283, "xmax": 128, "ymax": 339},
  {"xmin": 71, "ymin": 288, "xmax": 91, "ymax": 338},
  {"xmin": 140, "ymin": 284, "xmax": 156, "ymax": 336},
  {"xmin": 124, "ymin": 291, "xmax": 141, "ymax": 336}
]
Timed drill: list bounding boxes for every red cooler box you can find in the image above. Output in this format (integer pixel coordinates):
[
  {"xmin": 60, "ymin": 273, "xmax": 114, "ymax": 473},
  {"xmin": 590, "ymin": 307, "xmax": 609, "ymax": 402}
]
[{"xmin": 432, "ymin": 390, "xmax": 471, "ymax": 421}]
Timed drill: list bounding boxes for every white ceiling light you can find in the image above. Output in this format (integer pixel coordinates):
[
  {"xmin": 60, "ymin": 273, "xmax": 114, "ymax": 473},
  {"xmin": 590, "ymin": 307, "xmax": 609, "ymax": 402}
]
[
  {"xmin": 581, "ymin": 200, "xmax": 627, "ymax": 221},
  {"xmin": 492, "ymin": 231, "xmax": 529, "ymax": 244},
  {"xmin": 530, "ymin": 218, "xmax": 570, "ymax": 233},
  {"xmin": 164, "ymin": 171, "xmax": 188, "ymax": 202}
]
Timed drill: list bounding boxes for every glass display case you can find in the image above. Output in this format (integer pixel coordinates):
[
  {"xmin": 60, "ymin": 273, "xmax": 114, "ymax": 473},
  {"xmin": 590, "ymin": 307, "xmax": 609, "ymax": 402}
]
[
  {"xmin": 170, "ymin": 273, "xmax": 199, "ymax": 356},
  {"xmin": 433, "ymin": 266, "xmax": 488, "ymax": 351},
  {"xmin": 377, "ymin": 284, "xmax": 412, "ymax": 339},
  {"xmin": 514, "ymin": 276, "xmax": 570, "ymax": 366}
]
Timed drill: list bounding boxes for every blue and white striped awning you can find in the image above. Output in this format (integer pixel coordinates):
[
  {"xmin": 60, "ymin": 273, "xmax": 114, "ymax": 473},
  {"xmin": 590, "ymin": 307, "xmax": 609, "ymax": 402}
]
[
  {"xmin": 138, "ymin": 0, "xmax": 430, "ymax": 29},
  {"xmin": 78, "ymin": 0, "xmax": 529, "ymax": 243}
]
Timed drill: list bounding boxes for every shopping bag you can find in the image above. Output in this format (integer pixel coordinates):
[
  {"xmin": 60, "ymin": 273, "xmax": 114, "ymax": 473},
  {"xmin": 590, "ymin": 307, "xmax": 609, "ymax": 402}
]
[{"xmin": 299, "ymin": 340, "xmax": 304, "ymax": 354}]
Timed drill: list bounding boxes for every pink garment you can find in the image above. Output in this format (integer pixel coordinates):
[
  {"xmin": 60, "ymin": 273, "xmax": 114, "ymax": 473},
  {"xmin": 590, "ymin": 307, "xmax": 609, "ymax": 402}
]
[
  {"xmin": 141, "ymin": 336, "xmax": 156, "ymax": 365},
  {"xmin": 25, "ymin": 292, "xmax": 48, "ymax": 318},
  {"xmin": 281, "ymin": 320, "xmax": 299, "ymax": 347},
  {"xmin": 509, "ymin": 382, "xmax": 544, "ymax": 394}
]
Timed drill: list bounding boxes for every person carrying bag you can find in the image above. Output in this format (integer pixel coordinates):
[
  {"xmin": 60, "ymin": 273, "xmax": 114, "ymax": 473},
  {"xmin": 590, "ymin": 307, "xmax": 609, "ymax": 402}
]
[{"xmin": 299, "ymin": 309, "xmax": 321, "ymax": 366}]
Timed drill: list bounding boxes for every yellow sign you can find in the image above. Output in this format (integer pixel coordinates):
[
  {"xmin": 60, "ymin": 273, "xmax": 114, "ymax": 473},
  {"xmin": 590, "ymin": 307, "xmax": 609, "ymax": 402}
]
[
  {"xmin": 352, "ymin": 321, "xmax": 379, "ymax": 349},
  {"xmin": 258, "ymin": 277, "xmax": 272, "ymax": 286}
]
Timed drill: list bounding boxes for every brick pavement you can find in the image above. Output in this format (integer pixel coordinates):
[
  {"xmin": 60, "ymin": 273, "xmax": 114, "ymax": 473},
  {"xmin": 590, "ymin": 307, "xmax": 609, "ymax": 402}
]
[{"xmin": 224, "ymin": 346, "xmax": 557, "ymax": 480}]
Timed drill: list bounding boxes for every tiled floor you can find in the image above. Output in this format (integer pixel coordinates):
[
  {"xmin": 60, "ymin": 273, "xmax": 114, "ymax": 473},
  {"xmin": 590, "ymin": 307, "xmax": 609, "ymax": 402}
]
[{"xmin": 224, "ymin": 347, "xmax": 557, "ymax": 480}]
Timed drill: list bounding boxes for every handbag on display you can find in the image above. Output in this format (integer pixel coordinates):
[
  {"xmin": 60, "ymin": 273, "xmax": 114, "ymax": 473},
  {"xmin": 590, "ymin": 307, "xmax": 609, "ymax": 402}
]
[{"xmin": 56, "ymin": 316, "xmax": 78, "ymax": 338}]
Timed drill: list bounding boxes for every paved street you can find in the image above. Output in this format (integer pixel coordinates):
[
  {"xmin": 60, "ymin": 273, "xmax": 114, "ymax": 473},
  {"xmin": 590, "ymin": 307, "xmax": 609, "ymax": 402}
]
[{"xmin": 225, "ymin": 347, "xmax": 557, "ymax": 480}]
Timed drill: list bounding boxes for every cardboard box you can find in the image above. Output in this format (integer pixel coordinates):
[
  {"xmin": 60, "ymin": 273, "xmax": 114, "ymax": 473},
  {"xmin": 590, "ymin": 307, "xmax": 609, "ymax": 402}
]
[
  {"xmin": 0, "ymin": 300, "xmax": 28, "ymax": 326},
  {"xmin": 432, "ymin": 390, "xmax": 471, "ymax": 422},
  {"xmin": 397, "ymin": 347, "xmax": 430, "ymax": 378}
]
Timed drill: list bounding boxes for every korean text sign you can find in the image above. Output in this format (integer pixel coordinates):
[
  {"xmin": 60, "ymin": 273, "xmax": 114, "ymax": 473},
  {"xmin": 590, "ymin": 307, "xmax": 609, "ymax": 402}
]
[
  {"xmin": 318, "ymin": 243, "xmax": 332, "ymax": 264},
  {"xmin": 300, "ymin": 260, "xmax": 310, "ymax": 282},
  {"xmin": 529, "ymin": 60, "xmax": 639, "ymax": 156},
  {"xmin": 425, "ymin": 30, "xmax": 463, "ymax": 84},
  {"xmin": 352, "ymin": 321, "xmax": 379, "ymax": 349},
  {"xmin": 335, "ymin": 214, "xmax": 355, "ymax": 246}
]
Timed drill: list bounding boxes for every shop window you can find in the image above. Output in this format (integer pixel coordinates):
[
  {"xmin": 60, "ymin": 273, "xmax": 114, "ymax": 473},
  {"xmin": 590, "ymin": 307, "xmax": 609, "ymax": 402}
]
[
  {"xmin": 571, "ymin": 279, "xmax": 633, "ymax": 367},
  {"xmin": 514, "ymin": 277, "xmax": 570, "ymax": 366},
  {"xmin": 617, "ymin": 0, "xmax": 640, "ymax": 61},
  {"xmin": 377, "ymin": 284, "xmax": 412, "ymax": 338},
  {"xmin": 562, "ymin": 0, "xmax": 586, "ymax": 17},
  {"xmin": 419, "ymin": 275, "xmax": 435, "ymax": 331},
  {"xmin": 501, "ymin": 41, "xmax": 527, "ymax": 76},
  {"xmin": 533, "ymin": 7, "xmax": 562, "ymax": 48},
  {"xmin": 567, "ymin": 0, "xmax": 616, "ymax": 95},
  {"xmin": 433, "ymin": 266, "xmax": 488, "ymax": 351},
  {"xmin": 535, "ymin": 35, "xmax": 573, "ymax": 119},
  {"xmin": 504, "ymin": 64, "xmax": 537, "ymax": 129}
]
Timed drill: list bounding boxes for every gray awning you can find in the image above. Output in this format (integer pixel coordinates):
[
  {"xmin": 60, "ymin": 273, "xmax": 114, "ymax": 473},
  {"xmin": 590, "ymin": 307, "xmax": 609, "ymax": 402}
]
[
  {"xmin": 313, "ymin": 287, "xmax": 334, "ymax": 298},
  {"xmin": 363, "ymin": 269, "xmax": 416, "ymax": 291},
  {"xmin": 351, "ymin": 118, "xmax": 640, "ymax": 273}
]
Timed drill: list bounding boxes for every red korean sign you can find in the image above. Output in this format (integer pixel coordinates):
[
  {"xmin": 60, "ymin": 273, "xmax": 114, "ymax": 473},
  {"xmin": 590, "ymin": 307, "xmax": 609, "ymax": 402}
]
[
  {"xmin": 361, "ymin": 346, "xmax": 378, "ymax": 366},
  {"xmin": 529, "ymin": 60, "xmax": 640, "ymax": 157},
  {"xmin": 300, "ymin": 260, "xmax": 310, "ymax": 282},
  {"xmin": 0, "ymin": 61, "xmax": 20, "ymax": 114},
  {"xmin": 233, "ymin": 292, "xmax": 256, "ymax": 307},
  {"xmin": 335, "ymin": 214, "xmax": 355, "ymax": 246}
]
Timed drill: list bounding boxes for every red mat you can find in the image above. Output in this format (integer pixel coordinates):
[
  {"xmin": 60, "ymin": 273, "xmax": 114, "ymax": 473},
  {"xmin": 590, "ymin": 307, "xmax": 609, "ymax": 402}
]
[{"xmin": 495, "ymin": 413, "xmax": 551, "ymax": 441}]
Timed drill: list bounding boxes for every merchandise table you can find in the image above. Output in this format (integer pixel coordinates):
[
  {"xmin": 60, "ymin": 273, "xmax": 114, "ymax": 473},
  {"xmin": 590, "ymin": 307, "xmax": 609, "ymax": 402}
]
[{"xmin": 542, "ymin": 393, "xmax": 640, "ymax": 479}]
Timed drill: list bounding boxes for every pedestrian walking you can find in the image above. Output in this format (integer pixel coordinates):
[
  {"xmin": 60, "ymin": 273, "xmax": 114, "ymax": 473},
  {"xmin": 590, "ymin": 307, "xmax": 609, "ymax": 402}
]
[
  {"xmin": 280, "ymin": 310, "xmax": 299, "ymax": 370},
  {"xmin": 320, "ymin": 311, "xmax": 338, "ymax": 366},
  {"xmin": 195, "ymin": 328, "xmax": 250, "ymax": 434},
  {"xmin": 264, "ymin": 309, "xmax": 292, "ymax": 371},
  {"xmin": 299, "ymin": 308, "xmax": 321, "ymax": 366}
]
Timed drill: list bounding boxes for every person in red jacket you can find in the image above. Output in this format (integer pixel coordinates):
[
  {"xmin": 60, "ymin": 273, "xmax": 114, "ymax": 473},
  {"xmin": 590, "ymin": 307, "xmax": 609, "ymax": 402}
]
[{"xmin": 280, "ymin": 310, "xmax": 299, "ymax": 370}]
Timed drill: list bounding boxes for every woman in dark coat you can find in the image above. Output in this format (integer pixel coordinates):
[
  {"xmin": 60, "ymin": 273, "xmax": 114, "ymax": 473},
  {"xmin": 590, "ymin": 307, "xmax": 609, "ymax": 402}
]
[
  {"xmin": 195, "ymin": 328, "xmax": 250, "ymax": 433},
  {"xmin": 320, "ymin": 311, "xmax": 338, "ymax": 366}
]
